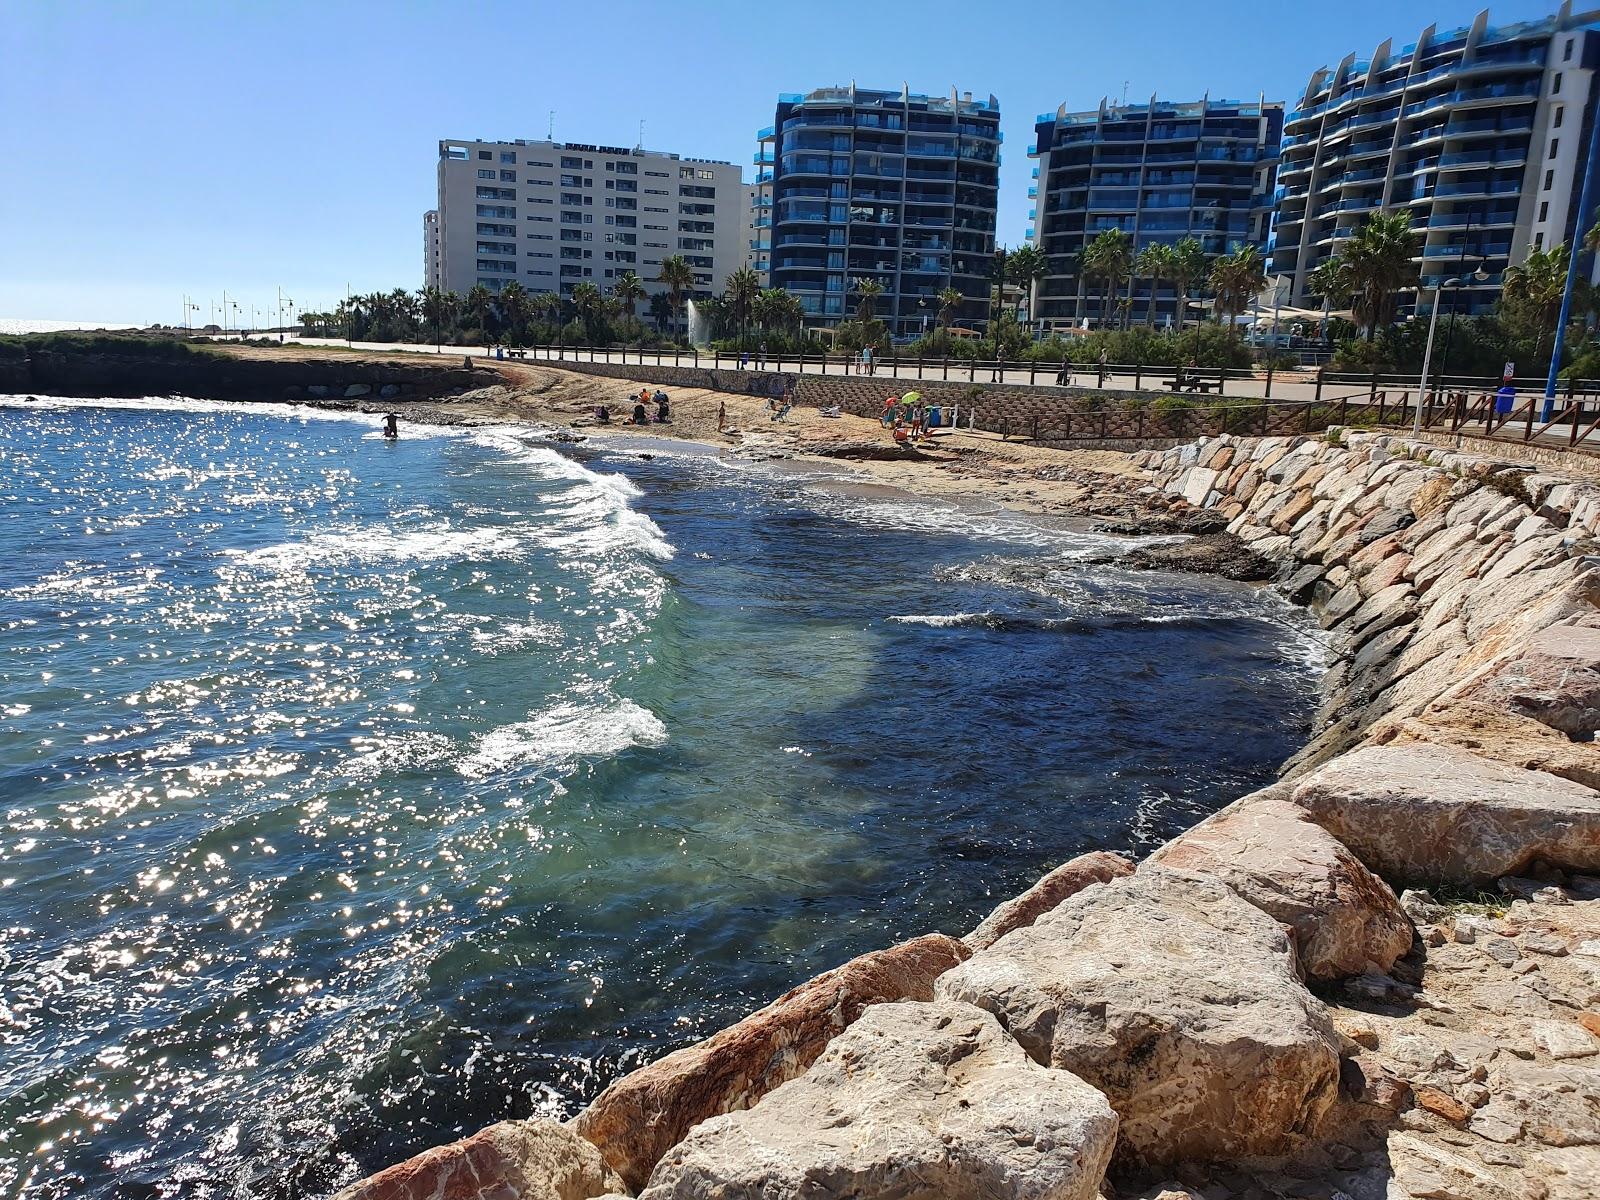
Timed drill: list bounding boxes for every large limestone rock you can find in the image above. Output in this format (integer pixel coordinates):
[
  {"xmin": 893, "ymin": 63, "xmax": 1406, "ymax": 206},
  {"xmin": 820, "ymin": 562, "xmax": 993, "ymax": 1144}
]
[
  {"xmin": 935, "ymin": 868, "xmax": 1340, "ymax": 1166},
  {"xmin": 964, "ymin": 850, "xmax": 1135, "ymax": 951},
  {"xmin": 333, "ymin": 1119, "xmax": 622, "ymax": 1200},
  {"xmin": 1454, "ymin": 622, "xmax": 1600, "ymax": 738},
  {"xmin": 1370, "ymin": 700, "xmax": 1600, "ymax": 791},
  {"xmin": 638, "ymin": 1000, "xmax": 1118, "ymax": 1200},
  {"xmin": 1147, "ymin": 790, "xmax": 1413, "ymax": 981},
  {"xmin": 571, "ymin": 933, "xmax": 969, "ymax": 1191},
  {"xmin": 1290, "ymin": 744, "xmax": 1600, "ymax": 885}
]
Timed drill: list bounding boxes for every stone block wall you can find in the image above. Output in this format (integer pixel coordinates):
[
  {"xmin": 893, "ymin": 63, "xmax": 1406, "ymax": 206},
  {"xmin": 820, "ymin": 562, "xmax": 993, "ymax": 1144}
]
[{"xmin": 1138, "ymin": 429, "xmax": 1600, "ymax": 771}]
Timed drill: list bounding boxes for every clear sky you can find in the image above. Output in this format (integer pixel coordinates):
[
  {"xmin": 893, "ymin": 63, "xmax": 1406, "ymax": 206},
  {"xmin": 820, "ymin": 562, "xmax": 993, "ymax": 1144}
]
[{"xmin": 0, "ymin": 0, "xmax": 1569, "ymax": 325}]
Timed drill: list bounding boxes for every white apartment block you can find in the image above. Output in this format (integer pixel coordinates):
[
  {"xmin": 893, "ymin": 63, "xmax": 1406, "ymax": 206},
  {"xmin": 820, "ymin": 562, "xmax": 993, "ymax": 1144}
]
[
  {"xmin": 431, "ymin": 138, "xmax": 745, "ymax": 302},
  {"xmin": 423, "ymin": 210, "xmax": 441, "ymax": 290}
]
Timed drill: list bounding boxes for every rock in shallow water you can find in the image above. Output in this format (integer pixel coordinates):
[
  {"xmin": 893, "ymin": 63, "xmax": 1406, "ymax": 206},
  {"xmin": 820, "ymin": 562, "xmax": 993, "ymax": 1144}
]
[
  {"xmin": 934, "ymin": 867, "xmax": 1341, "ymax": 1166},
  {"xmin": 637, "ymin": 1000, "xmax": 1119, "ymax": 1200},
  {"xmin": 1147, "ymin": 789, "xmax": 1414, "ymax": 981},
  {"xmin": 571, "ymin": 933, "xmax": 970, "ymax": 1192}
]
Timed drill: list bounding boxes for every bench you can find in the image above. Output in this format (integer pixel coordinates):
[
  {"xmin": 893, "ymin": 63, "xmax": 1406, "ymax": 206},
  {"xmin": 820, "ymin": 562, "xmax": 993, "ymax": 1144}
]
[{"xmin": 1162, "ymin": 377, "xmax": 1219, "ymax": 394}]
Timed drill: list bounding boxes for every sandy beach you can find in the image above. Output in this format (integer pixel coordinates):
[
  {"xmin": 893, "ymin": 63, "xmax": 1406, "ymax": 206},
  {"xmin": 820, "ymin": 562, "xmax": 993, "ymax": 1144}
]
[{"xmin": 320, "ymin": 355, "xmax": 1162, "ymax": 524}]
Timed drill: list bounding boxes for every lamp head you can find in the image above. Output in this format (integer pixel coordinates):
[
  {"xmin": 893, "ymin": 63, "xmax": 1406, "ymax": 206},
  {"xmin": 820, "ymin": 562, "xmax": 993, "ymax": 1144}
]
[{"xmin": 1471, "ymin": 266, "xmax": 1489, "ymax": 283}]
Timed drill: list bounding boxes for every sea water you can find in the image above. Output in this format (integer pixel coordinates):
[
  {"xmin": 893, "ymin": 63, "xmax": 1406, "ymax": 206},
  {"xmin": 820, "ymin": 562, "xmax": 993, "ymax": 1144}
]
[{"xmin": 0, "ymin": 398, "xmax": 1322, "ymax": 1198}]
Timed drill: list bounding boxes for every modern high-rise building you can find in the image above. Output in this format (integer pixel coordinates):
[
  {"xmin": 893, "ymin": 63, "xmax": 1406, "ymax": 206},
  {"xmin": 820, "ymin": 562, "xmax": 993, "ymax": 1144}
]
[
  {"xmin": 423, "ymin": 210, "xmax": 441, "ymax": 291},
  {"xmin": 1028, "ymin": 96, "xmax": 1283, "ymax": 329},
  {"xmin": 1272, "ymin": 6, "xmax": 1600, "ymax": 317},
  {"xmin": 744, "ymin": 183, "xmax": 769, "ymax": 276},
  {"xmin": 756, "ymin": 85, "xmax": 1002, "ymax": 336},
  {"xmin": 430, "ymin": 138, "xmax": 745, "ymax": 301}
]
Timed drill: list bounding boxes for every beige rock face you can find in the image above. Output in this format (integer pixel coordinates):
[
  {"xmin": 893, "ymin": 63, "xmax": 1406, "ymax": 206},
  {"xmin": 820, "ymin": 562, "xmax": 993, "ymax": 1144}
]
[
  {"xmin": 964, "ymin": 850, "xmax": 1135, "ymax": 951},
  {"xmin": 1370, "ymin": 700, "xmax": 1600, "ymax": 791},
  {"xmin": 1147, "ymin": 792, "xmax": 1413, "ymax": 981},
  {"xmin": 332, "ymin": 1119, "xmax": 622, "ymax": 1200},
  {"xmin": 1290, "ymin": 743, "xmax": 1600, "ymax": 884},
  {"xmin": 934, "ymin": 868, "xmax": 1340, "ymax": 1166},
  {"xmin": 571, "ymin": 933, "xmax": 969, "ymax": 1192},
  {"xmin": 1455, "ymin": 622, "xmax": 1600, "ymax": 738},
  {"xmin": 638, "ymin": 1000, "xmax": 1119, "ymax": 1200}
]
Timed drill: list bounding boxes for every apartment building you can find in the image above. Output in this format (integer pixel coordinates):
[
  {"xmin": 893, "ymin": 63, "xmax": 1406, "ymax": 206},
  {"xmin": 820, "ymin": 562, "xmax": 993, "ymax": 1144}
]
[
  {"xmin": 1028, "ymin": 96, "xmax": 1283, "ymax": 329},
  {"xmin": 1272, "ymin": 5, "xmax": 1600, "ymax": 317},
  {"xmin": 423, "ymin": 210, "xmax": 441, "ymax": 290},
  {"xmin": 430, "ymin": 138, "xmax": 745, "ymax": 301},
  {"xmin": 756, "ymin": 84, "xmax": 1002, "ymax": 336},
  {"xmin": 745, "ymin": 184, "xmax": 769, "ymax": 277}
]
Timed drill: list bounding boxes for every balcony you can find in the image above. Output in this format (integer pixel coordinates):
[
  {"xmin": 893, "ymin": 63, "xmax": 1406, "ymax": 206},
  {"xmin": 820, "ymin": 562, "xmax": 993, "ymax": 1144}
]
[
  {"xmin": 754, "ymin": 149, "xmax": 774, "ymax": 165},
  {"xmin": 1439, "ymin": 148, "xmax": 1524, "ymax": 169},
  {"xmin": 1422, "ymin": 242, "xmax": 1511, "ymax": 257}
]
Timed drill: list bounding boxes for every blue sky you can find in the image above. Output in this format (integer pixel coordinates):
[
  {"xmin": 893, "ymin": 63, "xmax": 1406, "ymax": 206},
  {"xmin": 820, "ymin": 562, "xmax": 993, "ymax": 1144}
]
[{"xmin": 0, "ymin": 0, "xmax": 1567, "ymax": 325}]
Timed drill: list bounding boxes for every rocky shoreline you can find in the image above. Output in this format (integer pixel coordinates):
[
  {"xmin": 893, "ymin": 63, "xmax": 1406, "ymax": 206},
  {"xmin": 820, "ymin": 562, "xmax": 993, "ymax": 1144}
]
[{"xmin": 330, "ymin": 427, "xmax": 1600, "ymax": 1200}]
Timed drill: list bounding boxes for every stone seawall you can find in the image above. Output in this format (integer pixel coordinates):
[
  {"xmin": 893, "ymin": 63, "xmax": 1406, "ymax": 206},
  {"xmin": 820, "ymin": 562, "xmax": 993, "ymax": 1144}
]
[
  {"xmin": 548, "ymin": 358, "xmax": 1325, "ymax": 441},
  {"xmin": 334, "ymin": 429, "xmax": 1600, "ymax": 1200}
]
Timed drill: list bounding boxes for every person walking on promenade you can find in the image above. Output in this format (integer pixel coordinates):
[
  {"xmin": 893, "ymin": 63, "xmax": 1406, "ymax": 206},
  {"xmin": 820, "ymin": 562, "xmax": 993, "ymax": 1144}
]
[
  {"xmin": 758, "ymin": 343, "xmax": 768, "ymax": 369},
  {"xmin": 739, "ymin": 350, "xmax": 749, "ymax": 370},
  {"xmin": 863, "ymin": 345, "xmax": 875, "ymax": 376}
]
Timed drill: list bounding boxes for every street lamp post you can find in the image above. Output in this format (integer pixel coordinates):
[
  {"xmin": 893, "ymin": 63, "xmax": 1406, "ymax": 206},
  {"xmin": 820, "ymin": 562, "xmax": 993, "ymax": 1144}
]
[{"xmin": 1414, "ymin": 266, "xmax": 1488, "ymax": 437}]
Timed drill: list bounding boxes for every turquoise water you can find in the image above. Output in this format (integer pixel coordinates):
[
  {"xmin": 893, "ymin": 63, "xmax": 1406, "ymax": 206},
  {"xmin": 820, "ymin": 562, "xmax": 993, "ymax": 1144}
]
[{"xmin": 0, "ymin": 397, "xmax": 1321, "ymax": 1198}]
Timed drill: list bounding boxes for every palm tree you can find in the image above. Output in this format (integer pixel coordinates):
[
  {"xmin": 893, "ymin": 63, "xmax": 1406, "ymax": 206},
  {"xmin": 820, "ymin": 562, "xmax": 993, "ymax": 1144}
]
[
  {"xmin": 648, "ymin": 292, "xmax": 674, "ymax": 334},
  {"xmin": 1136, "ymin": 243, "xmax": 1176, "ymax": 327},
  {"xmin": 612, "ymin": 271, "xmax": 646, "ymax": 321},
  {"xmin": 463, "ymin": 284, "xmax": 496, "ymax": 337},
  {"xmin": 1081, "ymin": 228, "xmax": 1132, "ymax": 328},
  {"xmin": 570, "ymin": 281, "xmax": 603, "ymax": 338},
  {"xmin": 1007, "ymin": 244, "xmax": 1047, "ymax": 327},
  {"xmin": 936, "ymin": 286, "xmax": 963, "ymax": 329},
  {"xmin": 418, "ymin": 286, "xmax": 458, "ymax": 351},
  {"xmin": 1503, "ymin": 242, "xmax": 1575, "ymax": 368},
  {"xmin": 655, "ymin": 255, "xmax": 696, "ymax": 336},
  {"xmin": 852, "ymin": 276, "xmax": 885, "ymax": 322},
  {"xmin": 1342, "ymin": 210, "xmax": 1419, "ymax": 341},
  {"xmin": 1170, "ymin": 236, "xmax": 1209, "ymax": 331},
  {"xmin": 497, "ymin": 281, "xmax": 531, "ymax": 344},
  {"xmin": 1208, "ymin": 244, "xmax": 1268, "ymax": 337},
  {"xmin": 1305, "ymin": 256, "xmax": 1350, "ymax": 340},
  {"xmin": 725, "ymin": 266, "xmax": 761, "ymax": 340}
]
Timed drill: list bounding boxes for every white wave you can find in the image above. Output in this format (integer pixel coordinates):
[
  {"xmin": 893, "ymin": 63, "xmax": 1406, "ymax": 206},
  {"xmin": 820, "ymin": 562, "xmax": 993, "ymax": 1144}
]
[
  {"xmin": 887, "ymin": 612, "xmax": 990, "ymax": 628},
  {"xmin": 221, "ymin": 524, "xmax": 524, "ymax": 573},
  {"xmin": 457, "ymin": 697, "xmax": 666, "ymax": 779}
]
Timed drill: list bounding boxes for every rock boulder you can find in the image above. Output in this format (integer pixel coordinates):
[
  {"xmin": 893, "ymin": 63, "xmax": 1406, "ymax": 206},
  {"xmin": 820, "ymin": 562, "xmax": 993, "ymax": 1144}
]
[
  {"xmin": 1147, "ymin": 791, "xmax": 1413, "ymax": 981},
  {"xmin": 964, "ymin": 850, "xmax": 1135, "ymax": 951},
  {"xmin": 1454, "ymin": 622, "xmax": 1600, "ymax": 738},
  {"xmin": 638, "ymin": 1000, "xmax": 1118, "ymax": 1200},
  {"xmin": 1290, "ymin": 744, "xmax": 1600, "ymax": 885},
  {"xmin": 332, "ymin": 1119, "xmax": 622, "ymax": 1200},
  {"xmin": 934, "ymin": 868, "xmax": 1340, "ymax": 1166},
  {"xmin": 571, "ymin": 933, "xmax": 969, "ymax": 1191}
]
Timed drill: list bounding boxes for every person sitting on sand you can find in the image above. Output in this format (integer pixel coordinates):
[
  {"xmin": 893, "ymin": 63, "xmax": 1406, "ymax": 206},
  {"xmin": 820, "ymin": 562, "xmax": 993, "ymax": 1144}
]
[
  {"xmin": 882, "ymin": 395, "xmax": 899, "ymax": 427},
  {"xmin": 632, "ymin": 401, "xmax": 649, "ymax": 425},
  {"xmin": 654, "ymin": 392, "xmax": 670, "ymax": 423},
  {"xmin": 892, "ymin": 417, "xmax": 910, "ymax": 446},
  {"xmin": 596, "ymin": 404, "xmax": 611, "ymax": 424}
]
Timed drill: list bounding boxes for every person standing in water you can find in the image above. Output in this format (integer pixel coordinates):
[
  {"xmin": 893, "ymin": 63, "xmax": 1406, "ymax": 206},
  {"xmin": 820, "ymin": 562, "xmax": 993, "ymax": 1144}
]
[{"xmin": 383, "ymin": 413, "xmax": 399, "ymax": 439}]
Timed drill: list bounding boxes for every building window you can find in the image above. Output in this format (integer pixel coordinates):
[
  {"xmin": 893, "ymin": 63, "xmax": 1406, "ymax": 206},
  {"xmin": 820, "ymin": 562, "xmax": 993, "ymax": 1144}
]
[
  {"xmin": 1565, "ymin": 38, "xmax": 1575, "ymax": 62},
  {"xmin": 1550, "ymin": 138, "xmax": 1560, "ymax": 158},
  {"xmin": 1539, "ymin": 201, "xmax": 1550, "ymax": 222},
  {"xmin": 1553, "ymin": 73, "xmax": 1563, "ymax": 95},
  {"xmin": 1535, "ymin": 232, "xmax": 1545, "ymax": 250},
  {"xmin": 1555, "ymin": 106, "xmax": 1565, "ymax": 129},
  {"xmin": 500, "ymin": 151, "xmax": 516, "ymax": 163},
  {"xmin": 478, "ymin": 168, "xmax": 496, "ymax": 179},
  {"xmin": 500, "ymin": 170, "xmax": 516, "ymax": 182},
  {"xmin": 1545, "ymin": 169, "xmax": 1555, "ymax": 191},
  {"xmin": 478, "ymin": 150, "xmax": 492, "ymax": 160},
  {"xmin": 561, "ymin": 156, "xmax": 583, "ymax": 169}
]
